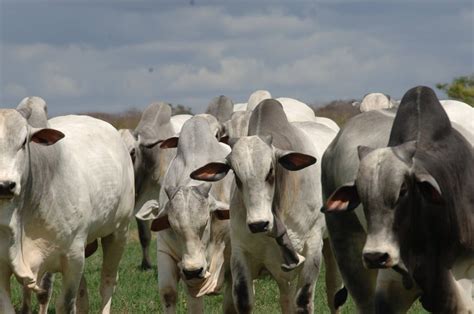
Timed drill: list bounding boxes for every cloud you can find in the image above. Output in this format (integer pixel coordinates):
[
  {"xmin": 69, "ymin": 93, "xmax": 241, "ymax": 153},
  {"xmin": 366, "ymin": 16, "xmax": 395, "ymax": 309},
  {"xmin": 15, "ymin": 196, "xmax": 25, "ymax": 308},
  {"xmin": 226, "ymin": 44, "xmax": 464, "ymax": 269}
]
[{"xmin": 0, "ymin": 1, "xmax": 472, "ymax": 114}]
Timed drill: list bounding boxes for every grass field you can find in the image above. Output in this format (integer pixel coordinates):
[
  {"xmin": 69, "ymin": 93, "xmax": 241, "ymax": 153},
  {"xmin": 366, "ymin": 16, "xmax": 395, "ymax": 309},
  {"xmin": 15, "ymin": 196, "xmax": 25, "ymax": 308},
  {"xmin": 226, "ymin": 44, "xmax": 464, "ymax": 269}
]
[{"xmin": 10, "ymin": 223, "xmax": 427, "ymax": 313}]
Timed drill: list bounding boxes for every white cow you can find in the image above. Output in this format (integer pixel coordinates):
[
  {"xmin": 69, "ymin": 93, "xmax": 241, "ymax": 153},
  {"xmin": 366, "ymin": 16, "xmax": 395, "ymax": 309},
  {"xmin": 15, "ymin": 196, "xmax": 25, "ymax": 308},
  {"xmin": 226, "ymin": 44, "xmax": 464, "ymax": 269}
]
[
  {"xmin": 191, "ymin": 99, "xmax": 339, "ymax": 313},
  {"xmin": 0, "ymin": 106, "xmax": 134, "ymax": 314}
]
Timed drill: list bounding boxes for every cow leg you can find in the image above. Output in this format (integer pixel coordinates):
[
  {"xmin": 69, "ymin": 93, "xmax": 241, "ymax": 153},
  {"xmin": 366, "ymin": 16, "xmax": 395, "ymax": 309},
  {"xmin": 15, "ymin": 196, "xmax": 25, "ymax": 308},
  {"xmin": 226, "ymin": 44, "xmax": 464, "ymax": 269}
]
[
  {"xmin": 186, "ymin": 294, "xmax": 203, "ymax": 314},
  {"xmin": 100, "ymin": 231, "xmax": 128, "ymax": 314},
  {"xmin": 223, "ymin": 280, "xmax": 237, "ymax": 314},
  {"xmin": 0, "ymin": 265, "xmax": 14, "ymax": 314},
  {"xmin": 231, "ymin": 250, "xmax": 256, "ymax": 314},
  {"xmin": 157, "ymin": 251, "xmax": 179, "ymax": 314},
  {"xmin": 276, "ymin": 280, "xmax": 294, "ymax": 313},
  {"xmin": 37, "ymin": 272, "xmax": 55, "ymax": 314},
  {"xmin": 294, "ymin": 235, "xmax": 323, "ymax": 314},
  {"xmin": 325, "ymin": 213, "xmax": 377, "ymax": 313},
  {"xmin": 136, "ymin": 218, "xmax": 153, "ymax": 270},
  {"xmin": 21, "ymin": 286, "xmax": 32, "ymax": 314},
  {"xmin": 56, "ymin": 253, "xmax": 85, "ymax": 314},
  {"xmin": 322, "ymin": 238, "xmax": 344, "ymax": 313},
  {"xmin": 76, "ymin": 275, "xmax": 89, "ymax": 314},
  {"xmin": 374, "ymin": 269, "xmax": 420, "ymax": 313}
]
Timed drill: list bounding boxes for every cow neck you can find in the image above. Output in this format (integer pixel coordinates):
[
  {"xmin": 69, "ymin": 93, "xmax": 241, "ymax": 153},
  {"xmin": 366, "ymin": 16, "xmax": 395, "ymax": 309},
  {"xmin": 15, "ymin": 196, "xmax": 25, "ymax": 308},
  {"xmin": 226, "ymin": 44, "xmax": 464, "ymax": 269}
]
[{"xmin": 7, "ymin": 142, "xmax": 63, "ymax": 293}]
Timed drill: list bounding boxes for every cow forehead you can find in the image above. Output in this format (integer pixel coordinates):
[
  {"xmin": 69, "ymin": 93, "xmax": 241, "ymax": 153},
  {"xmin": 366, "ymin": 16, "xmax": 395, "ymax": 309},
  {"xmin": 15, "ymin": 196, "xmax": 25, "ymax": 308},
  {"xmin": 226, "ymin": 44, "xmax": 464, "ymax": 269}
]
[
  {"xmin": 357, "ymin": 148, "xmax": 408, "ymax": 196},
  {"xmin": 230, "ymin": 137, "xmax": 273, "ymax": 173},
  {"xmin": 0, "ymin": 110, "xmax": 27, "ymax": 141}
]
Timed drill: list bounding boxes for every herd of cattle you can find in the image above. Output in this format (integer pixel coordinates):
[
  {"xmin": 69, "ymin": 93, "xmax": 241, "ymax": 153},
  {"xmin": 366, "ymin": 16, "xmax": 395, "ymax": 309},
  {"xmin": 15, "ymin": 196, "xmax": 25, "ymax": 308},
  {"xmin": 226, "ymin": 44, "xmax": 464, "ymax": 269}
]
[{"xmin": 0, "ymin": 86, "xmax": 472, "ymax": 313}]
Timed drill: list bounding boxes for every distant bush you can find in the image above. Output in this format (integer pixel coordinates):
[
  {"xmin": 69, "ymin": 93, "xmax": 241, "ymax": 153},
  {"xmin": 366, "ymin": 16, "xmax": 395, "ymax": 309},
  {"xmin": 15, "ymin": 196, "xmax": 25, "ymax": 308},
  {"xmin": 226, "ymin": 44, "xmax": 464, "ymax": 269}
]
[
  {"xmin": 313, "ymin": 99, "xmax": 360, "ymax": 127},
  {"xmin": 83, "ymin": 104, "xmax": 193, "ymax": 130},
  {"xmin": 84, "ymin": 109, "xmax": 142, "ymax": 130}
]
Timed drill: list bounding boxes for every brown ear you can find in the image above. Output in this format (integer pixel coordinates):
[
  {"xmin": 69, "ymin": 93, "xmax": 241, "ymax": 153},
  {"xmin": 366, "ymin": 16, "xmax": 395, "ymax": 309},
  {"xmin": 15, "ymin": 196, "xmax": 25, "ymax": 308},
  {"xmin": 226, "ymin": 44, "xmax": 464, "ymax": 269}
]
[
  {"xmin": 323, "ymin": 184, "xmax": 360, "ymax": 213},
  {"xmin": 214, "ymin": 209, "xmax": 230, "ymax": 220},
  {"xmin": 31, "ymin": 128, "xmax": 65, "ymax": 146},
  {"xmin": 160, "ymin": 137, "xmax": 179, "ymax": 149},
  {"xmin": 219, "ymin": 135, "xmax": 229, "ymax": 145},
  {"xmin": 278, "ymin": 151, "xmax": 316, "ymax": 171},
  {"xmin": 151, "ymin": 215, "xmax": 171, "ymax": 232},
  {"xmin": 190, "ymin": 162, "xmax": 231, "ymax": 182}
]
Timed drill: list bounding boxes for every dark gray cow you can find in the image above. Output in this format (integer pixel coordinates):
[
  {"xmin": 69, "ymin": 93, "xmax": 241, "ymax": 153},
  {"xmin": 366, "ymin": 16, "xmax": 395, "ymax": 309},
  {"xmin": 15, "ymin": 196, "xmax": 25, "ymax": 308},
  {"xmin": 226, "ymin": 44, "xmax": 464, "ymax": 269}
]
[
  {"xmin": 136, "ymin": 116, "xmax": 233, "ymax": 313},
  {"xmin": 323, "ymin": 87, "xmax": 474, "ymax": 312},
  {"xmin": 120, "ymin": 103, "xmax": 177, "ymax": 270},
  {"xmin": 326, "ymin": 86, "xmax": 473, "ymax": 312},
  {"xmin": 191, "ymin": 99, "xmax": 338, "ymax": 313}
]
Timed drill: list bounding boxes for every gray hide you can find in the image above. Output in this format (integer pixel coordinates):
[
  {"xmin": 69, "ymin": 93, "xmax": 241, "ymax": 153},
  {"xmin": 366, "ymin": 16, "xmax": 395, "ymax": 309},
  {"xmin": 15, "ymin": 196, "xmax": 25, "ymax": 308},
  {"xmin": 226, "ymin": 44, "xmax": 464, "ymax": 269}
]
[
  {"xmin": 191, "ymin": 99, "xmax": 338, "ymax": 313},
  {"xmin": 140, "ymin": 116, "xmax": 233, "ymax": 312},
  {"xmin": 205, "ymin": 95, "xmax": 234, "ymax": 123},
  {"xmin": 127, "ymin": 102, "xmax": 176, "ymax": 270},
  {"xmin": 17, "ymin": 97, "xmax": 49, "ymax": 128}
]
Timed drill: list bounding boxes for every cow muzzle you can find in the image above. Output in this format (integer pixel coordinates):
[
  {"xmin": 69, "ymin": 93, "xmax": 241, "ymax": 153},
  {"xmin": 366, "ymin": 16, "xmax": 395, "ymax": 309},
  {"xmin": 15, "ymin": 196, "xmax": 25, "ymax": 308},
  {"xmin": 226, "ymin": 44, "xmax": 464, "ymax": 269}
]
[
  {"xmin": 182, "ymin": 267, "xmax": 205, "ymax": 280},
  {"xmin": 248, "ymin": 220, "xmax": 270, "ymax": 233},
  {"xmin": 0, "ymin": 181, "xmax": 16, "ymax": 199},
  {"xmin": 363, "ymin": 251, "xmax": 392, "ymax": 269}
]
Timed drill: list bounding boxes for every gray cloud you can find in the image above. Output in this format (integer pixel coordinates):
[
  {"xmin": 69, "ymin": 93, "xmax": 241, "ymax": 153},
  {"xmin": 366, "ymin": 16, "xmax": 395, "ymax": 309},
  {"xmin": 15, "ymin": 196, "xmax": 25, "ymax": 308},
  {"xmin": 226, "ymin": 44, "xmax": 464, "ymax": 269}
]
[{"xmin": 1, "ymin": 1, "xmax": 472, "ymax": 115}]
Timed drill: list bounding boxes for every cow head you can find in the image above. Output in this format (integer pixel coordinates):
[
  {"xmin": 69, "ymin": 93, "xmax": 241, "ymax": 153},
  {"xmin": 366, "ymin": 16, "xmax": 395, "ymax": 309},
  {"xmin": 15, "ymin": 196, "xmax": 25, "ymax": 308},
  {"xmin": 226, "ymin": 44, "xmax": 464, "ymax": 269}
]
[
  {"xmin": 0, "ymin": 109, "xmax": 64, "ymax": 202},
  {"xmin": 135, "ymin": 183, "xmax": 229, "ymax": 281},
  {"xmin": 324, "ymin": 141, "xmax": 443, "ymax": 270},
  {"xmin": 190, "ymin": 135, "xmax": 316, "ymax": 235}
]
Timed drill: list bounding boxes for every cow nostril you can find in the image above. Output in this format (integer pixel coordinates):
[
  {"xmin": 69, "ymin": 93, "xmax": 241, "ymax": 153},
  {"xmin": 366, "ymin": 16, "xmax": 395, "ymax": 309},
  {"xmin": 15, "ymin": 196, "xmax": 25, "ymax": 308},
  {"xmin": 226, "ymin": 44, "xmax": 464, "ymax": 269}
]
[
  {"xmin": 8, "ymin": 182, "xmax": 16, "ymax": 191},
  {"xmin": 363, "ymin": 252, "xmax": 390, "ymax": 268},
  {"xmin": 248, "ymin": 221, "xmax": 269, "ymax": 233},
  {"xmin": 183, "ymin": 267, "xmax": 204, "ymax": 280}
]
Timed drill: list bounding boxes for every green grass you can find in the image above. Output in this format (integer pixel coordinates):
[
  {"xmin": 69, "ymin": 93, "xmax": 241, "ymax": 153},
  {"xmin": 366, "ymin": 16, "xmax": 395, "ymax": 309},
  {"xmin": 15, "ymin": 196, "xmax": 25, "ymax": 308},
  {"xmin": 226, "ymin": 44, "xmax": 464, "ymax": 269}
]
[{"xmin": 10, "ymin": 223, "xmax": 427, "ymax": 313}]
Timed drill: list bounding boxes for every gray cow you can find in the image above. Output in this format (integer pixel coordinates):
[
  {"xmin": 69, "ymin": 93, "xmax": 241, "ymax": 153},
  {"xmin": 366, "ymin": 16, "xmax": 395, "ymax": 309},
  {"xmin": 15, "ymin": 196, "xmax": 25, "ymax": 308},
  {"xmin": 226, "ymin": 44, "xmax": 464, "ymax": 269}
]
[
  {"xmin": 321, "ymin": 89, "xmax": 474, "ymax": 312},
  {"xmin": 325, "ymin": 86, "xmax": 473, "ymax": 312},
  {"xmin": 136, "ymin": 115, "xmax": 234, "ymax": 313},
  {"xmin": 191, "ymin": 99, "xmax": 338, "ymax": 313},
  {"xmin": 0, "ymin": 105, "xmax": 134, "ymax": 313},
  {"xmin": 120, "ymin": 102, "xmax": 177, "ymax": 270}
]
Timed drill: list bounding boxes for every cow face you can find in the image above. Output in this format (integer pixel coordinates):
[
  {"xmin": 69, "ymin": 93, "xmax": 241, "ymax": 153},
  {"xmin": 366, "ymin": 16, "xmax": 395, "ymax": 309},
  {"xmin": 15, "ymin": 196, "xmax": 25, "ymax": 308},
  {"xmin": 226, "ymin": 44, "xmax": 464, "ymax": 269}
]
[
  {"xmin": 325, "ymin": 141, "xmax": 442, "ymax": 271},
  {"xmin": 0, "ymin": 109, "xmax": 63, "ymax": 203},
  {"xmin": 191, "ymin": 135, "xmax": 316, "ymax": 235},
  {"xmin": 119, "ymin": 129, "xmax": 162, "ymax": 194},
  {"xmin": 135, "ymin": 184, "xmax": 229, "ymax": 281}
]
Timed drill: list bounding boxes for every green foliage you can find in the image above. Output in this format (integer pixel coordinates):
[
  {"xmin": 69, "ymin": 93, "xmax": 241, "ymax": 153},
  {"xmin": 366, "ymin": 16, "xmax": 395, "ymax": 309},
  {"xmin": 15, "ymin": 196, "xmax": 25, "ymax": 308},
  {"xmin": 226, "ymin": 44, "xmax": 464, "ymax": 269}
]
[{"xmin": 436, "ymin": 74, "xmax": 474, "ymax": 106}]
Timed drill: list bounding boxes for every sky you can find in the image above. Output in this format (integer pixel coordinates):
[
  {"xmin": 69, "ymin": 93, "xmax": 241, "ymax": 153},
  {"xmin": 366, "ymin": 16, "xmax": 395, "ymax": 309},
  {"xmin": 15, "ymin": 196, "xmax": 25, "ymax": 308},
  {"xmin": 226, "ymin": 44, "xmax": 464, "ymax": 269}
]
[{"xmin": 0, "ymin": 0, "xmax": 473, "ymax": 115}]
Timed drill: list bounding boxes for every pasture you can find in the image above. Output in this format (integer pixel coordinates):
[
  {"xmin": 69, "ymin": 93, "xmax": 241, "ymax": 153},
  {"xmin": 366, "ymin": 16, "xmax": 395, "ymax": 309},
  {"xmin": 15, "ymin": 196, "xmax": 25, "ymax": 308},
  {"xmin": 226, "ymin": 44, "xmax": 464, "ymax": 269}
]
[{"xmin": 10, "ymin": 223, "xmax": 427, "ymax": 313}]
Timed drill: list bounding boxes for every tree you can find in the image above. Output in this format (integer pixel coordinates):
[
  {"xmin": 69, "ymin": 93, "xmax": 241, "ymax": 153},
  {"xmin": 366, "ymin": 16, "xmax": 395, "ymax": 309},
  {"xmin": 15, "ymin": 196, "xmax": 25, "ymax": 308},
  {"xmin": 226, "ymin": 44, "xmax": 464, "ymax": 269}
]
[{"xmin": 436, "ymin": 74, "xmax": 474, "ymax": 107}]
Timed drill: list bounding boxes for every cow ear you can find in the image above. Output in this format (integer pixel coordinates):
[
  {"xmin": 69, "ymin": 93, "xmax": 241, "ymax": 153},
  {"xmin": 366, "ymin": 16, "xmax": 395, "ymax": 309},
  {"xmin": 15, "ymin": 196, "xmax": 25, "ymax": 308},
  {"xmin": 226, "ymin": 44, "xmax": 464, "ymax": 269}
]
[
  {"xmin": 190, "ymin": 162, "xmax": 231, "ymax": 182},
  {"xmin": 323, "ymin": 183, "xmax": 360, "ymax": 213},
  {"xmin": 30, "ymin": 128, "xmax": 65, "ymax": 146},
  {"xmin": 135, "ymin": 200, "xmax": 160, "ymax": 221},
  {"xmin": 219, "ymin": 135, "xmax": 229, "ymax": 145},
  {"xmin": 276, "ymin": 149, "xmax": 317, "ymax": 171},
  {"xmin": 160, "ymin": 137, "xmax": 179, "ymax": 149},
  {"xmin": 138, "ymin": 135, "xmax": 162, "ymax": 149},
  {"xmin": 211, "ymin": 199, "xmax": 230, "ymax": 220},
  {"xmin": 151, "ymin": 215, "xmax": 171, "ymax": 232},
  {"xmin": 357, "ymin": 145, "xmax": 374, "ymax": 160},
  {"xmin": 414, "ymin": 172, "xmax": 443, "ymax": 204}
]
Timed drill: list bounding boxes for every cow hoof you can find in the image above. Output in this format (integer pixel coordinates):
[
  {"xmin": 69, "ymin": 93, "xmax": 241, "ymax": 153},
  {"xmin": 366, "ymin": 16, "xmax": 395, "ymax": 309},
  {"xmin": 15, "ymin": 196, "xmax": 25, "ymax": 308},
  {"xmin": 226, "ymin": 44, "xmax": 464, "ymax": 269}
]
[
  {"xmin": 281, "ymin": 254, "xmax": 305, "ymax": 272},
  {"xmin": 140, "ymin": 260, "xmax": 153, "ymax": 271}
]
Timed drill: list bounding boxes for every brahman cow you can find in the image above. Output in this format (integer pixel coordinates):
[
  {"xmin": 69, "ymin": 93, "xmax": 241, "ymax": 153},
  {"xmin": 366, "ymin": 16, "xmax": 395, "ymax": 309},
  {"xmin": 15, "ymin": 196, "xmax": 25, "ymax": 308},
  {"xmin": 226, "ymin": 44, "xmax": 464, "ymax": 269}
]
[
  {"xmin": 322, "ymin": 88, "xmax": 473, "ymax": 313},
  {"xmin": 136, "ymin": 115, "xmax": 233, "ymax": 313},
  {"xmin": 0, "ymin": 105, "xmax": 134, "ymax": 313},
  {"xmin": 191, "ymin": 99, "xmax": 339, "ymax": 313}
]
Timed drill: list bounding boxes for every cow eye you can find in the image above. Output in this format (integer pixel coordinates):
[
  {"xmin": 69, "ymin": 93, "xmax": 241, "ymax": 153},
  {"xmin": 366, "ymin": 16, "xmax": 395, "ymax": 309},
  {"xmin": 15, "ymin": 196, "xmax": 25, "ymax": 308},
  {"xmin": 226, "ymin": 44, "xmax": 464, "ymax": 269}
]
[
  {"xmin": 235, "ymin": 175, "xmax": 242, "ymax": 189},
  {"xmin": 21, "ymin": 137, "xmax": 27, "ymax": 149},
  {"xmin": 130, "ymin": 148, "xmax": 136, "ymax": 163},
  {"xmin": 399, "ymin": 182, "xmax": 408, "ymax": 199},
  {"xmin": 265, "ymin": 167, "xmax": 274, "ymax": 183}
]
